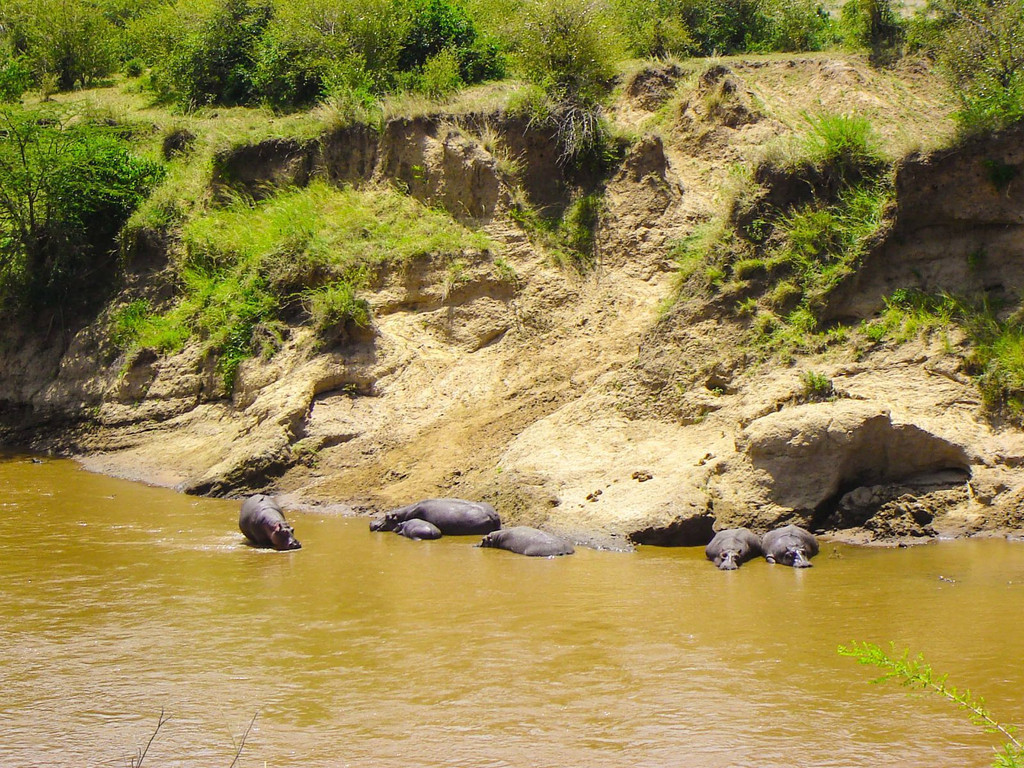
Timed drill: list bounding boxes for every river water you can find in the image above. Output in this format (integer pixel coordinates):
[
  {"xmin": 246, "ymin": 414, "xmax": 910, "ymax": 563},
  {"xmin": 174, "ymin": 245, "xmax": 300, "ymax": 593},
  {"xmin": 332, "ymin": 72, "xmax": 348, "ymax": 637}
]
[{"xmin": 2, "ymin": 453, "xmax": 1023, "ymax": 767}]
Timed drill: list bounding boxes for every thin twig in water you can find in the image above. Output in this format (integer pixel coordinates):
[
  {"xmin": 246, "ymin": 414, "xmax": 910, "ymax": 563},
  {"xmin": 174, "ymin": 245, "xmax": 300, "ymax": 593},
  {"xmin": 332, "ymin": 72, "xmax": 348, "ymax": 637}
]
[
  {"xmin": 131, "ymin": 709, "xmax": 171, "ymax": 768},
  {"xmin": 228, "ymin": 710, "xmax": 260, "ymax": 768}
]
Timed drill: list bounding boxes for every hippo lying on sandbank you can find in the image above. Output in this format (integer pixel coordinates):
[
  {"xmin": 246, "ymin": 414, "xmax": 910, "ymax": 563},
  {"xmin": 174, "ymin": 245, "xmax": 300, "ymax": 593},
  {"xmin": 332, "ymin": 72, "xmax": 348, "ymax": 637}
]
[
  {"xmin": 478, "ymin": 526, "xmax": 575, "ymax": 557},
  {"xmin": 705, "ymin": 528, "xmax": 762, "ymax": 570},
  {"xmin": 239, "ymin": 495, "xmax": 301, "ymax": 551},
  {"xmin": 370, "ymin": 498, "xmax": 501, "ymax": 536},
  {"xmin": 762, "ymin": 524, "xmax": 818, "ymax": 568},
  {"xmin": 394, "ymin": 518, "xmax": 443, "ymax": 541}
]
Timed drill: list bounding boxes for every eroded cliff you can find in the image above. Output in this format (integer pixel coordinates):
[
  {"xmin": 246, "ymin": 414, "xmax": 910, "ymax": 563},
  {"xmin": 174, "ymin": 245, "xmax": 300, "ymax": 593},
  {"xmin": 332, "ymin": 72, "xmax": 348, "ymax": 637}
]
[{"xmin": 4, "ymin": 54, "xmax": 1024, "ymax": 547}]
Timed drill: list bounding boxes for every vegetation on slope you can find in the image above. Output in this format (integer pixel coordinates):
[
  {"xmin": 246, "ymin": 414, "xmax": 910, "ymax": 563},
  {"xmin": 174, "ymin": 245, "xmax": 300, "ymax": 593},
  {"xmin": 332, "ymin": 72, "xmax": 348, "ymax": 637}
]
[
  {"xmin": 672, "ymin": 112, "xmax": 891, "ymax": 357},
  {"xmin": 112, "ymin": 181, "xmax": 491, "ymax": 386},
  {"xmin": 0, "ymin": 0, "xmax": 1022, "ymax": 406}
]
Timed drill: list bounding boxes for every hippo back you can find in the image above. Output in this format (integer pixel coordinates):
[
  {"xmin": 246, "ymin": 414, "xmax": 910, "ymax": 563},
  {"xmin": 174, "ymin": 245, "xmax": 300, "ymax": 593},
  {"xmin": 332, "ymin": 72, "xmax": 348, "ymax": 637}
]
[
  {"xmin": 394, "ymin": 518, "xmax": 443, "ymax": 541},
  {"xmin": 239, "ymin": 494, "xmax": 300, "ymax": 550},
  {"xmin": 479, "ymin": 526, "xmax": 574, "ymax": 557},
  {"xmin": 762, "ymin": 524, "xmax": 818, "ymax": 566},
  {"xmin": 387, "ymin": 498, "xmax": 501, "ymax": 535},
  {"xmin": 705, "ymin": 528, "xmax": 762, "ymax": 568}
]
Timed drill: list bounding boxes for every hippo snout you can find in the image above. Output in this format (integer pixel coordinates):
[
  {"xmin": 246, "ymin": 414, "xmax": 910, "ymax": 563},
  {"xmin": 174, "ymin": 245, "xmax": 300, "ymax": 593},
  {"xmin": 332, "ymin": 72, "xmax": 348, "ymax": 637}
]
[
  {"xmin": 791, "ymin": 550, "xmax": 812, "ymax": 568},
  {"xmin": 717, "ymin": 551, "xmax": 741, "ymax": 570}
]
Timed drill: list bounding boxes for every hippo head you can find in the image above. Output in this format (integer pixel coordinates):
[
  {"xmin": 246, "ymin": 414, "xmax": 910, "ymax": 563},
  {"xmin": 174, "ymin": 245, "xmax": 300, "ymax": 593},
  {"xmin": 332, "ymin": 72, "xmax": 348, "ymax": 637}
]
[
  {"xmin": 269, "ymin": 522, "xmax": 301, "ymax": 551},
  {"xmin": 476, "ymin": 531, "xmax": 498, "ymax": 548},
  {"xmin": 713, "ymin": 550, "xmax": 742, "ymax": 570},
  {"xmin": 772, "ymin": 546, "xmax": 812, "ymax": 568},
  {"xmin": 369, "ymin": 514, "xmax": 398, "ymax": 532}
]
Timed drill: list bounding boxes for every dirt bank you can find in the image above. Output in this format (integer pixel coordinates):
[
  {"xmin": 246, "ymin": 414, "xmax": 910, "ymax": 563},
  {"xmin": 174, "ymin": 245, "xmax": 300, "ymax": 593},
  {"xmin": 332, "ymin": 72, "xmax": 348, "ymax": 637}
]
[{"xmin": 4, "ymin": 55, "xmax": 1024, "ymax": 547}]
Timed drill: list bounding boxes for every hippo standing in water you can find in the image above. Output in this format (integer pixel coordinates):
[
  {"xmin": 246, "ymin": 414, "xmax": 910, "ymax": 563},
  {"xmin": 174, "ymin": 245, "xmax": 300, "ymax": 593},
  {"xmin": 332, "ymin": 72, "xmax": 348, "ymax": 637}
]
[
  {"xmin": 477, "ymin": 526, "xmax": 575, "ymax": 557},
  {"xmin": 239, "ymin": 495, "xmax": 301, "ymax": 551},
  {"xmin": 762, "ymin": 524, "xmax": 818, "ymax": 568},
  {"xmin": 393, "ymin": 518, "xmax": 443, "ymax": 541},
  {"xmin": 370, "ymin": 498, "xmax": 501, "ymax": 536},
  {"xmin": 705, "ymin": 528, "xmax": 762, "ymax": 570}
]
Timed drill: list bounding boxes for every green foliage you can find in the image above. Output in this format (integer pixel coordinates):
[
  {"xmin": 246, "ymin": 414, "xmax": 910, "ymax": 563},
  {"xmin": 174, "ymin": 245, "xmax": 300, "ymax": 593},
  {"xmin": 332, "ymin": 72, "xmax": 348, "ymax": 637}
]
[
  {"xmin": 160, "ymin": 0, "xmax": 274, "ymax": 108},
  {"xmin": 128, "ymin": 0, "xmax": 501, "ymax": 110},
  {"xmin": 911, "ymin": 0, "xmax": 1024, "ymax": 137},
  {"xmin": 0, "ymin": 106, "xmax": 165, "ymax": 313},
  {"xmin": 398, "ymin": 0, "xmax": 503, "ymax": 84},
  {"xmin": 985, "ymin": 159, "xmax": 1019, "ymax": 191},
  {"xmin": 757, "ymin": 0, "xmax": 835, "ymax": 53},
  {"xmin": 124, "ymin": 182, "xmax": 489, "ymax": 388},
  {"xmin": 510, "ymin": 190, "xmax": 602, "ymax": 273},
  {"xmin": 516, "ymin": 0, "xmax": 620, "ymax": 104},
  {"xmin": 800, "ymin": 369, "xmax": 833, "ymax": 399},
  {"xmin": 307, "ymin": 280, "xmax": 370, "ymax": 336},
  {"xmin": 838, "ymin": 0, "xmax": 905, "ymax": 61},
  {"xmin": 672, "ymin": 114, "xmax": 892, "ymax": 359},
  {"xmin": 609, "ymin": 0, "xmax": 833, "ymax": 58},
  {"xmin": 788, "ymin": 112, "xmax": 887, "ymax": 181},
  {"xmin": 109, "ymin": 299, "xmax": 153, "ymax": 348},
  {"xmin": 864, "ymin": 289, "xmax": 1024, "ymax": 421},
  {"xmin": 840, "ymin": 641, "xmax": 1024, "ymax": 767},
  {"xmin": 2, "ymin": 0, "xmax": 118, "ymax": 91},
  {"xmin": 0, "ymin": 51, "xmax": 31, "ymax": 102},
  {"xmin": 417, "ymin": 48, "xmax": 464, "ymax": 99}
]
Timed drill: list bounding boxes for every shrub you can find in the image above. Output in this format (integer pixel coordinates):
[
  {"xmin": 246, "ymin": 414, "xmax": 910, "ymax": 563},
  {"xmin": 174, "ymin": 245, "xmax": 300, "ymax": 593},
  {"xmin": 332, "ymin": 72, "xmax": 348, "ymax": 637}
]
[
  {"xmin": 398, "ymin": 0, "xmax": 502, "ymax": 83},
  {"xmin": 417, "ymin": 47, "xmax": 464, "ymax": 98},
  {"xmin": 0, "ymin": 52, "xmax": 31, "ymax": 102},
  {"xmin": 757, "ymin": 0, "xmax": 835, "ymax": 53},
  {"xmin": 3, "ymin": 0, "xmax": 117, "ymax": 90},
  {"xmin": 912, "ymin": 0, "xmax": 1024, "ymax": 137},
  {"xmin": 153, "ymin": 0, "xmax": 273, "ymax": 108},
  {"xmin": 516, "ymin": 0, "xmax": 620, "ymax": 104},
  {"xmin": 838, "ymin": 0, "xmax": 905, "ymax": 61},
  {"xmin": 800, "ymin": 369, "xmax": 834, "ymax": 399},
  {"xmin": 0, "ymin": 107, "xmax": 165, "ymax": 314}
]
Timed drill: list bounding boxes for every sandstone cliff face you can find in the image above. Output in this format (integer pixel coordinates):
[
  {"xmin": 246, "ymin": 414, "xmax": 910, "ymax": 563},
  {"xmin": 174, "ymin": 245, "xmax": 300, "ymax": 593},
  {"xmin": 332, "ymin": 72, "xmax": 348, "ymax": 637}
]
[
  {"xmin": 3, "ymin": 58, "xmax": 1024, "ymax": 547},
  {"xmin": 826, "ymin": 125, "xmax": 1024, "ymax": 323}
]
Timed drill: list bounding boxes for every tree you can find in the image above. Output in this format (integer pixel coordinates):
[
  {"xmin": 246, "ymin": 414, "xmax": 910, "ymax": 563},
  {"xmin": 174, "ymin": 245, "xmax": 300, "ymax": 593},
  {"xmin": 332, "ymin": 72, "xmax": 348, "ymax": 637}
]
[
  {"xmin": 4, "ymin": 0, "xmax": 116, "ymax": 90},
  {"xmin": 0, "ymin": 107, "xmax": 164, "ymax": 313}
]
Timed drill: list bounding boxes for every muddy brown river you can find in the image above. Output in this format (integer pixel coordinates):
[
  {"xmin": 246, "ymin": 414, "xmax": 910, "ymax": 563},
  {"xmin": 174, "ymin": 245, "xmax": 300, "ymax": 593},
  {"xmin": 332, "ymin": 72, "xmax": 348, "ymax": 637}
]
[{"xmin": 2, "ymin": 453, "xmax": 1023, "ymax": 767}]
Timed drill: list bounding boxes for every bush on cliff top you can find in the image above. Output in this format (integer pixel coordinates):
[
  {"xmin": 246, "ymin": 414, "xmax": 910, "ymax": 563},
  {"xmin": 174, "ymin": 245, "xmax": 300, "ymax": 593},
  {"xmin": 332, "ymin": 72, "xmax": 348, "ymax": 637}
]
[{"xmin": 0, "ymin": 105, "xmax": 164, "ymax": 316}]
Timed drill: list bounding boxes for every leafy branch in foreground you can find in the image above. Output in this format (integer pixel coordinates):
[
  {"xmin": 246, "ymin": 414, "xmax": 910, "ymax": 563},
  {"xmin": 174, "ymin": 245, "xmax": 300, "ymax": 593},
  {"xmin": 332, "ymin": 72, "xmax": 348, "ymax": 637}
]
[{"xmin": 839, "ymin": 641, "xmax": 1024, "ymax": 767}]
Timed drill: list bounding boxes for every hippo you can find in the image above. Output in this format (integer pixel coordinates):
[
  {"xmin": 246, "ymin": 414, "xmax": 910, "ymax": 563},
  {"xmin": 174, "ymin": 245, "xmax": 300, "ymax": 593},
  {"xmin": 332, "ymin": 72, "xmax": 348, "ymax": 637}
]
[
  {"xmin": 477, "ymin": 526, "xmax": 575, "ymax": 557},
  {"xmin": 762, "ymin": 524, "xmax": 818, "ymax": 568},
  {"xmin": 393, "ymin": 518, "xmax": 443, "ymax": 541},
  {"xmin": 239, "ymin": 495, "xmax": 301, "ymax": 551},
  {"xmin": 705, "ymin": 527, "xmax": 762, "ymax": 570},
  {"xmin": 370, "ymin": 498, "xmax": 501, "ymax": 535}
]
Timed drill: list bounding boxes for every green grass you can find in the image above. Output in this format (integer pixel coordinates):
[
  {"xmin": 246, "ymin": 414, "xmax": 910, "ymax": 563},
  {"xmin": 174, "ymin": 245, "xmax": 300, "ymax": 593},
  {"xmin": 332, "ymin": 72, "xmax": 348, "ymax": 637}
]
[
  {"xmin": 863, "ymin": 289, "xmax": 1024, "ymax": 421},
  {"xmin": 509, "ymin": 190, "xmax": 604, "ymax": 273},
  {"xmin": 669, "ymin": 112, "xmax": 894, "ymax": 360},
  {"xmin": 114, "ymin": 180, "xmax": 491, "ymax": 388}
]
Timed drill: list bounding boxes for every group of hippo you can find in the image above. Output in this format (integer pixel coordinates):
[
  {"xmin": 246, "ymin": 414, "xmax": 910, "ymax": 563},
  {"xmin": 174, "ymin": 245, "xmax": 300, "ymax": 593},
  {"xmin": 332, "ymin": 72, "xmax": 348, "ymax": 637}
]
[
  {"xmin": 238, "ymin": 495, "xmax": 575, "ymax": 557},
  {"xmin": 705, "ymin": 525, "xmax": 819, "ymax": 569},
  {"xmin": 365, "ymin": 497, "xmax": 575, "ymax": 556},
  {"xmin": 239, "ymin": 494, "xmax": 819, "ymax": 567}
]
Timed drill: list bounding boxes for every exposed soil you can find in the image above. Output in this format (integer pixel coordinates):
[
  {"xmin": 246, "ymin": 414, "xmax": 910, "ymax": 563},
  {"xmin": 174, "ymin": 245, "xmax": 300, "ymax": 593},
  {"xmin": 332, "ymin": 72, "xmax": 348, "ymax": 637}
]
[{"xmin": 5, "ymin": 54, "xmax": 1024, "ymax": 548}]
